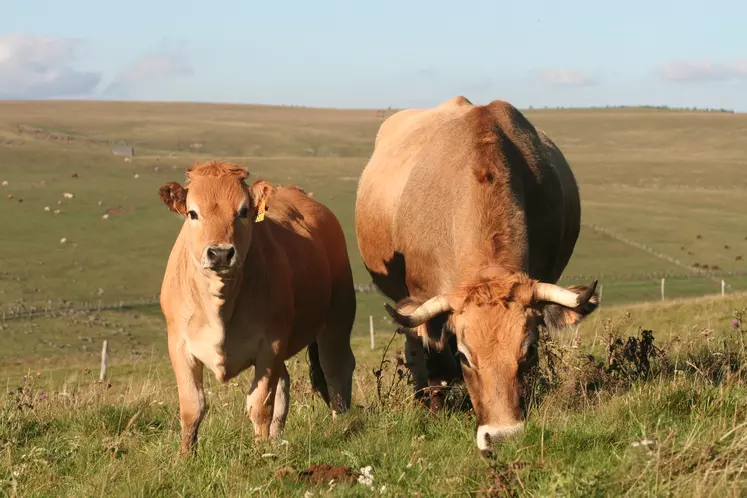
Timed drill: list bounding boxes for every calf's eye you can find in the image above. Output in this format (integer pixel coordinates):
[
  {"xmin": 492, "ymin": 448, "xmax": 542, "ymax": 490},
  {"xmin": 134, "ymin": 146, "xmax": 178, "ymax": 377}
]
[{"xmin": 187, "ymin": 210, "xmax": 199, "ymax": 220}]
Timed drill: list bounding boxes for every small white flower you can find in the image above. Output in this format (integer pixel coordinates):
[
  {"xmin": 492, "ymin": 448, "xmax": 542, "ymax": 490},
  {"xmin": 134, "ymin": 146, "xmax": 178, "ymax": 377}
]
[
  {"xmin": 631, "ymin": 439, "xmax": 654, "ymax": 447},
  {"xmin": 358, "ymin": 465, "xmax": 374, "ymax": 488}
]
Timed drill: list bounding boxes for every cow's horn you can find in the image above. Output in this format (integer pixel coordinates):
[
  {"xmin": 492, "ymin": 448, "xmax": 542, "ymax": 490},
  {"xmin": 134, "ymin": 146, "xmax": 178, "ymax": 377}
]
[
  {"xmin": 533, "ymin": 280, "xmax": 598, "ymax": 308},
  {"xmin": 384, "ymin": 295, "xmax": 452, "ymax": 327}
]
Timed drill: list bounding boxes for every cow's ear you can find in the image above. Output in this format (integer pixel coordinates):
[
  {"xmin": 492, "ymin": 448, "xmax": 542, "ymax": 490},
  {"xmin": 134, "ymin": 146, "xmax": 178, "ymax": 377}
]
[
  {"xmin": 392, "ymin": 296, "xmax": 460, "ymax": 352},
  {"xmin": 538, "ymin": 284, "xmax": 599, "ymax": 330},
  {"xmin": 158, "ymin": 182, "xmax": 188, "ymax": 215},
  {"xmin": 249, "ymin": 180, "xmax": 276, "ymax": 223}
]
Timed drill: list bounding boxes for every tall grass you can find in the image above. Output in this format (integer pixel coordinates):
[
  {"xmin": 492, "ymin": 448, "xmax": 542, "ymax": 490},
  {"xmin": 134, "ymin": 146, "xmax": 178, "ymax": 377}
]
[{"xmin": 1, "ymin": 302, "xmax": 745, "ymax": 496}]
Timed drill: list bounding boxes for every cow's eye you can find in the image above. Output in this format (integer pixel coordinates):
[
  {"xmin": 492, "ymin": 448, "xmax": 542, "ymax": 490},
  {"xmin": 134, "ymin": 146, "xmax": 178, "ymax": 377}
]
[
  {"xmin": 238, "ymin": 206, "xmax": 248, "ymax": 219},
  {"xmin": 456, "ymin": 350, "xmax": 471, "ymax": 368},
  {"xmin": 187, "ymin": 210, "xmax": 199, "ymax": 220}
]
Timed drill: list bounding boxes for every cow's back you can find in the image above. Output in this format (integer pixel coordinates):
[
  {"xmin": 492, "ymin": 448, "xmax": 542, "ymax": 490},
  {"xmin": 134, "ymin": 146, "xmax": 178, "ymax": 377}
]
[{"xmin": 355, "ymin": 97, "xmax": 581, "ymax": 303}]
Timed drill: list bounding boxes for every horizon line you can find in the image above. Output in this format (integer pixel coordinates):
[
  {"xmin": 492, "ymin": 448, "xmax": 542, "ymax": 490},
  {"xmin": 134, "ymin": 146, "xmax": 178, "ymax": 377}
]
[{"xmin": 0, "ymin": 98, "xmax": 741, "ymax": 114}]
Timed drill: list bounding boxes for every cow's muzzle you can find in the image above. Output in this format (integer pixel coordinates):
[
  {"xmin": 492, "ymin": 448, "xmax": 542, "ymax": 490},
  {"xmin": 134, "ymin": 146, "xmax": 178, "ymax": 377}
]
[{"xmin": 476, "ymin": 422, "xmax": 524, "ymax": 458}]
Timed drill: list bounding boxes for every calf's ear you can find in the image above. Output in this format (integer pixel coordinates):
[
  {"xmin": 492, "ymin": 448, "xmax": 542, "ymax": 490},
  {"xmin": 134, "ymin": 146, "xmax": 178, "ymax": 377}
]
[
  {"xmin": 158, "ymin": 182, "xmax": 188, "ymax": 215},
  {"xmin": 249, "ymin": 180, "xmax": 276, "ymax": 222}
]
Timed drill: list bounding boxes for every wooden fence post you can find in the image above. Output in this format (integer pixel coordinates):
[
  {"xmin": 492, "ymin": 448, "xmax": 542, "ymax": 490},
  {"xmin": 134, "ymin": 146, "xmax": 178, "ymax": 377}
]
[
  {"xmin": 100, "ymin": 340, "xmax": 108, "ymax": 381},
  {"xmin": 721, "ymin": 279, "xmax": 725, "ymax": 297},
  {"xmin": 661, "ymin": 278, "xmax": 665, "ymax": 301},
  {"xmin": 369, "ymin": 316, "xmax": 375, "ymax": 350}
]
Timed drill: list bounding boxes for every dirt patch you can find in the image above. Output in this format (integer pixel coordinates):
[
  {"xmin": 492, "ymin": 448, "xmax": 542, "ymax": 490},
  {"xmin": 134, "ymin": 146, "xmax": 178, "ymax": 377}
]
[
  {"xmin": 274, "ymin": 464, "xmax": 360, "ymax": 486},
  {"xmin": 485, "ymin": 461, "xmax": 530, "ymax": 497}
]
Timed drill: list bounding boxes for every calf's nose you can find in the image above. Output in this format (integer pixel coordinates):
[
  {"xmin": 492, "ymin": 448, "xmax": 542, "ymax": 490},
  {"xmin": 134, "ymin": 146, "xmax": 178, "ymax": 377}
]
[{"xmin": 205, "ymin": 245, "xmax": 235, "ymax": 267}]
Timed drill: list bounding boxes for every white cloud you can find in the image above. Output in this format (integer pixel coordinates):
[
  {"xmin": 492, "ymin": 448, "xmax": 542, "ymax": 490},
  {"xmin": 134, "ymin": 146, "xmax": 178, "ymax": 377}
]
[
  {"xmin": 0, "ymin": 33, "xmax": 101, "ymax": 99},
  {"xmin": 535, "ymin": 68, "xmax": 597, "ymax": 87},
  {"xmin": 104, "ymin": 53, "xmax": 193, "ymax": 97},
  {"xmin": 658, "ymin": 59, "xmax": 747, "ymax": 82}
]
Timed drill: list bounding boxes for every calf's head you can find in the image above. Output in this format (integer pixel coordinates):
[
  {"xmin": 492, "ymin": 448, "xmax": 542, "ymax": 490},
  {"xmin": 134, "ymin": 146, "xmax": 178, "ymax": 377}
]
[
  {"xmin": 386, "ymin": 266, "xmax": 598, "ymax": 456},
  {"xmin": 158, "ymin": 161, "xmax": 274, "ymax": 277}
]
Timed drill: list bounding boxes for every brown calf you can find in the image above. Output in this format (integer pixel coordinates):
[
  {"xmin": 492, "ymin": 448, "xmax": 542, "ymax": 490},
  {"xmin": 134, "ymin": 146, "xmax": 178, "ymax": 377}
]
[{"xmin": 158, "ymin": 161, "xmax": 356, "ymax": 453}]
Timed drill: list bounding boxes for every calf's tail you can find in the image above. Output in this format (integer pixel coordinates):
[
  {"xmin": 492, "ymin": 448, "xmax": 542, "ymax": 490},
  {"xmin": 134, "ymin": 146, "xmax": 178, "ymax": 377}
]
[{"xmin": 307, "ymin": 341, "xmax": 330, "ymax": 406}]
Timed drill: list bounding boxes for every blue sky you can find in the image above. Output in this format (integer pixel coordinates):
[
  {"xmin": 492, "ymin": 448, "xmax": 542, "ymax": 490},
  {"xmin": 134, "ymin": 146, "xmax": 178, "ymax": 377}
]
[{"xmin": 1, "ymin": 0, "xmax": 746, "ymax": 110}]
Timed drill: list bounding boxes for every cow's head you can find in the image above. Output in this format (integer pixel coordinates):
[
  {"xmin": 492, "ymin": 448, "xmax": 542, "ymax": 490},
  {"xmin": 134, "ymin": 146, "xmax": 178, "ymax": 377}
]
[
  {"xmin": 158, "ymin": 161, "xmax": 274, "ymax": 278},
  {"xmin": 385, "ymin": 266, "xmax": 598, "ymax": 456}
]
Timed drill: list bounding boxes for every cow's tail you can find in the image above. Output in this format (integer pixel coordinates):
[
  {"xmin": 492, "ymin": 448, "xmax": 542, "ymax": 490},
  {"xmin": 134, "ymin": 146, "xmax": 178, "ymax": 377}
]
[{"xmin": 307, "ymin": 341, "xmax": 330, "ymax": 406}]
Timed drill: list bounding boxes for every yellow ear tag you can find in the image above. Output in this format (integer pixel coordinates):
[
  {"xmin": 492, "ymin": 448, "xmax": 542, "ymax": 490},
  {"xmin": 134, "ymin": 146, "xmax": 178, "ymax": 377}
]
[{"xmin": 255, "ymin": 198, "xmax": 266, "ymax": 223}]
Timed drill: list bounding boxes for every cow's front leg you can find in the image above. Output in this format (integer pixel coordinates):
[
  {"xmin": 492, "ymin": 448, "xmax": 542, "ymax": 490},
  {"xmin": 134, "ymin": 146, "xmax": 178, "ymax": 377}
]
[
  {"xmin": 168, "ymin": 337, "xmax": 205, "ymax": 454},
  {"xmin": 424, "ymin": 338, "xmax": 460, "ymax": 412},
  {"xmin": 405, "ymin": 333, "xmax": 429, "ymax": 403}
]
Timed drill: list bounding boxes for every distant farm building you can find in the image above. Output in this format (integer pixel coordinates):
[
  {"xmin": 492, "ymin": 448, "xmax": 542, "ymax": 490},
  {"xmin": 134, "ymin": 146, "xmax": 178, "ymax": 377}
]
[{"xmin": 112, "ymin": 146, "xmax": 135, "ymax": 157}]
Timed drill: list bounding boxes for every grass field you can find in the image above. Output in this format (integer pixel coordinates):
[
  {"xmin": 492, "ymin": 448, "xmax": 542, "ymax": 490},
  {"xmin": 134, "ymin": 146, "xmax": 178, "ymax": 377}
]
[{"xmin": 0, "ymin": 100, "xmax": 746, "ymax": 496}]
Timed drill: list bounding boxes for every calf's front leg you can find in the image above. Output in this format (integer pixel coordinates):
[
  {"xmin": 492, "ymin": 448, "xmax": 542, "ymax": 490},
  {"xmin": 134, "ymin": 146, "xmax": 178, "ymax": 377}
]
[
  {"xmin": 270, "ymin": 362, "xmax": 290, "ymax": 439},
  {"xmin": 169, "ymin": 337, "xmax": 206, "ymax": 454},
  {"xmin": 246, "ymin": 354, "xmax": 283, "ymax": 440}
]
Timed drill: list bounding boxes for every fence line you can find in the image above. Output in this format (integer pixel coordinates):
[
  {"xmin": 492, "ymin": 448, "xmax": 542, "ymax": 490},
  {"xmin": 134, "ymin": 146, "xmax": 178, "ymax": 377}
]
[
  {"xmin": 1, "ymin": 297, "xmax": 160, "ymax": 322},
  {"xmin": 1, "ymin": 276, "xmax": 742, "ymax": 323},
  {"xmin": 581, "ymin": 222, "xmax": 730, "ymax": 287}
]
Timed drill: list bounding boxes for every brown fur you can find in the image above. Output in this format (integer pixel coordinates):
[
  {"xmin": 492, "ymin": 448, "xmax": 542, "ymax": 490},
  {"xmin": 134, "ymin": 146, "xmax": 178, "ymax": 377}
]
[
  {"xmin": 159, "ymin": 161, "xmax": 356, "ymax": 454},
  {"xmin": 355, "ymin": 97, "xmax": 598, "ymax": 439}
]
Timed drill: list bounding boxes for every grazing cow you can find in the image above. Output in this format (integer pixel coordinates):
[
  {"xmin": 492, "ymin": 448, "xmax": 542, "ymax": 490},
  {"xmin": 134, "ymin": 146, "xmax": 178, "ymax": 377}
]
[
  {"xmin": 158, "ymin": 161, "xmax": 356, "ymax": 454},
  {"xmin": 355, "ymin": 96, "xmax": 598, "ymax": 455}
]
